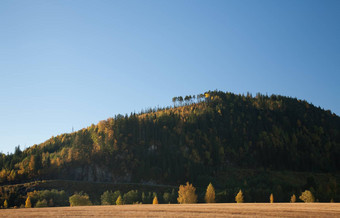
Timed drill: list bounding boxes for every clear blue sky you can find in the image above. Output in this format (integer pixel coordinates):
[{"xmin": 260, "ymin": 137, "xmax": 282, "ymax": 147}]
[{"xmin": 0, "ymin": 0, "xmax": 339, "ymax": 154}]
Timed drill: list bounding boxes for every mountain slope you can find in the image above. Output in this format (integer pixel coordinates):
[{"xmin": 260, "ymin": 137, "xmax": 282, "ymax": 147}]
[{"xmin": 1, "ymin": 91, "xmax": 339, "ymax": 189}]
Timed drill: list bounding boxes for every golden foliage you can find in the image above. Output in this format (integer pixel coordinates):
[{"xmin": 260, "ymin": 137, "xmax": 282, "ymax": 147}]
[
  {"xmin": 299, "ymin": 190, "xmax": 315, "ymax": 203},
  {"xmin": 60, "ymin": 148, "xmax": 67, "ymax": 158},
  {"xmin": 0, "ymin": 169, "xmax": 7, "ymax": 181},
  {"xmin": 152, "ymin": 196, "xmax": 158, "ymax": 204},
  {"xmin": 28, "ymin": 156, "xmax": 35, "ymax": 172},
  {"xmin": 97, "ymin": 121, "xmax": 106, "ymax": 133},
  {"xmin": 116, "ymin": 195, "xmax": 123, "ymax": 205},
  {"xmin": 92, "ymin": 142, "xmax": 101, "ymax": 153},
  {"xmin": 25, "ymin": 196, "xmax": 32, "ymax": 208},
  {"xmin": 27, "ymin": 190, "xmax": 37, "ymax": 198},
  {"xmin": 7, "ymin": 170, "xmax": 16, "ymax": 181},
  {"xmin": 177, "ymin": 182, "xmax": 197, "ymax": 204},
  {"xmin": 235, "ymin": 190, "xmax": 244, "ymax": 203},
  {"xmin": 290, "ymin": 194, "xmax": 296, "ymax": 203},
  {"xmin": 67, "ymin": 148, "xmax": 73, "ymax": 162},
  {"xmin": 270, "ymin": 193, "xmax": 274, "ymax": 203},
  {"xmin": 204, "ymin": 183, "xmax": 215, "ymax": 203},
  {"xmin": 56, "ymin": 157, "xmax": 62, "ymax": 166},
  {"xmin": 4, "ymin": 199, "xmax": 8, "ymax": 209}
]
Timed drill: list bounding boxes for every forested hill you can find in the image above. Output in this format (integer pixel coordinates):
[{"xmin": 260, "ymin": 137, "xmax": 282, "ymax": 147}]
[{"xmin": 1, "ymin": 91, "xmax": 340, "ymax": 186}]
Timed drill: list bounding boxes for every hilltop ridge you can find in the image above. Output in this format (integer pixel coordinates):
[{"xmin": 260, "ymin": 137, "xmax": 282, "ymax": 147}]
[{"xmin": 0, "ymin": 90, "xmax": 339, "ymax": 202}]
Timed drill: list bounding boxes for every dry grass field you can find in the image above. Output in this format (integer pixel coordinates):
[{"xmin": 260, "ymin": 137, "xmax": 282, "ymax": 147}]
[{"xmin": 1, "ymin": 203, "xmax": 339, "ymax": 217}]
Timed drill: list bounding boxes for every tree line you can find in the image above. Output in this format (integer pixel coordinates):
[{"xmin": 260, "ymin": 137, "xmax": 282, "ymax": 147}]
[{"xmin": 1, "ymin": 182, "xmax": 320, "ymax": 209}]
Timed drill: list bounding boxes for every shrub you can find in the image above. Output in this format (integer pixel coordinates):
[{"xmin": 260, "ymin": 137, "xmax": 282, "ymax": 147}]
[
  {"xmin": 235, "ymin": 190, "xmax": 244, "ymax": 203},
  {"xmin": 123, "ymin": 190, "xmax": 140, "ymax": 204},
  {"xmin": 142, "ymin": 192, "xmax": 153, "ymax": 204},
  {"xmin": 35, "ymin": 199, "xmax": 48, "ymax": 208},
  {"xmin": 163, "ymin": 192, "xmax": 171, "ymax": 204},
  {"xmin": 299, "ymin": 190, "xmax": 315, "ymax": 203},
  {"xmin": 69, "ymin": 193, "xmax": 92, "ymax": 206},
  {"xmin": 27, "ymin": 189, "xmax": 68, "ymax": 207},
  {"xmin": 101, "ymin": 190, "xmax": 121, "ymax": 205},
  {"xmin": 169, "ymin": 189, "xmax": 177, "ymax": 203},
  {"xmin": 41, "ymin": 190, "xmax": 68, "ymax": 206},
  {"xmin": 48, "ymin": 199, "xmax": 54, "ymax": 207},
  {"xmin": 177, "ymin": 182, "xmax": 197, "ymax": 204}
]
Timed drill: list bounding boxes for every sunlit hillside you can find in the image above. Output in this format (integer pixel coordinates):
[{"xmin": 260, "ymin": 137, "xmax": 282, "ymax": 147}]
[{"xmin": 1, "ymin": 90, "xmax": 339, "ymax": 204}]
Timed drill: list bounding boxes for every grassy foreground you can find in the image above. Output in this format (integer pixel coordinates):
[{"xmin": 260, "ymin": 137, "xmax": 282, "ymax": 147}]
[{"xmin": 1, "ymin": 203, "xmax": 340, "ymax": 217}]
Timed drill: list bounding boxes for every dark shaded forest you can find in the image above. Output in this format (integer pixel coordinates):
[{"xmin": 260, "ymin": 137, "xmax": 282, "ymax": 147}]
[{"xmin": 1, "ymin": 91, "xmax": 339, "ymax": 204}]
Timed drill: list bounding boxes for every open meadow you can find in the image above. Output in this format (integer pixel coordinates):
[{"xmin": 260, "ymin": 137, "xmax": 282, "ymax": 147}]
[{"xmin": 1, "ymin": 203, "xmax": 340, "ymax": 217}]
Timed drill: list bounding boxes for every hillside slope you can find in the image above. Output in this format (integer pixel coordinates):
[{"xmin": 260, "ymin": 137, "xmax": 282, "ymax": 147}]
[{"xmin": 1, "ymin": 91, "xmax": 339, "ymax": 200}]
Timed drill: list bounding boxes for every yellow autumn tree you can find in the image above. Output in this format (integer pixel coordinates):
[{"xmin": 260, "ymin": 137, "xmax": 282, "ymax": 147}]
[
  {"xmin": 4, "ymin": 199, "xmax": 8, "ymax": 209},
  {"xmin": 177, "ymin": 182, "xmax": 197, "ymax": 204},
  {"xmin": 116, "ymin": 195, "xmax": 123, "ymax": 205},
  {"xmin": 204, "ymin": 183, "xmax": 215, "ymax": 203},
  {"xmin": 25, "ymin": 196, "xmax": 32, "ymax": 208},
  {"xmin": 28, "ymin": 156, "xmax": 35, "ymax": 172},
  {"xmin": 290, "ymin": 194, "xmax": 296, "ymax": 203},
  {"xmin": 299, "ymin": 190, "xmax": 315, "ymax": 203},
  {"xmin": 152, "ymin": 196, "xmax": 158, "ymax": 204},
  {"xmin": 270, "ymin": 193, "xmax": 274, "ymax": 203},
  {"xmin": 235, "ymin": 189, "xmax": 244, "ymax": 203}
]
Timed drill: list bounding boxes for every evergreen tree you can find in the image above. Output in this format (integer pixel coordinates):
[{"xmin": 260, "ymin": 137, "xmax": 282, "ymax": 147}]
[
  {"xmin": 172, "ymin": 97, "xmax": 178, "ymax": 107},
  {"xmin": 178, "ymin": 96, "xmax": 183, "ymax": 105},
  {"xmin": 204, "ymin": 183, "xmax": 215, "ymax": 203},
  {"xmin": 170, "ymin": 189, "xmax": 177, "ymax": 203},
  {"xmin": 163, "ymin": 192, "xmax": 170, "ymax": 204},
  {"xmin": 48, "ymin": 199, "xmax": 54, "ymax": 207},
  {"xmin": 235, "ymin": 190, "xmax": 244, "ymax": 203},
  {"xmin": 141, "ymin": 192, "xmax": 149, "ymax": 204},
  {"xmin": 177, "ymin": 182, "xmax": 197, "ymax": 204},
  {"xmin": 163, "ymin": 189, "xmax": 177, "ymax": 204}
]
